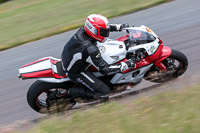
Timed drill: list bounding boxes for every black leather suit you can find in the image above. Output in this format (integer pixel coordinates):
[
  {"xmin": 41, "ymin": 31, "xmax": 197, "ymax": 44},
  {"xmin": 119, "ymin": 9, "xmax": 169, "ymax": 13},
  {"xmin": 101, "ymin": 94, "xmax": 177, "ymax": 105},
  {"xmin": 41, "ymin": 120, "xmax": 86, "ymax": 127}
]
[{"xmin": 61, "ymin": 24, "xmax": 123, "ymax": 100}]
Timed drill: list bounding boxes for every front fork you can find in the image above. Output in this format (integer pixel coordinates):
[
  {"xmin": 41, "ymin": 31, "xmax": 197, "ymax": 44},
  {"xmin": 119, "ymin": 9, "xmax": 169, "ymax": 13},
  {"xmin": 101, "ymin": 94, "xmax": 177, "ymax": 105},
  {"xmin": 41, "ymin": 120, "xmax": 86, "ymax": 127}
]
[{"xmin": 154, "ymin": 46, "xmax": 172, "ymax": 72}]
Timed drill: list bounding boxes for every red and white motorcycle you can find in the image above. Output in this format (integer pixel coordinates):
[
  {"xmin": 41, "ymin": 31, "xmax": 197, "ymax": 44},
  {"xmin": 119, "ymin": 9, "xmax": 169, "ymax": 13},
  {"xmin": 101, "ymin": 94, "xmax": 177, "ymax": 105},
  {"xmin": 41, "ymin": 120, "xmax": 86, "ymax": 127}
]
[{"xmin": 18, "ymin": 25, "xmax": 188, "ymax": 113}]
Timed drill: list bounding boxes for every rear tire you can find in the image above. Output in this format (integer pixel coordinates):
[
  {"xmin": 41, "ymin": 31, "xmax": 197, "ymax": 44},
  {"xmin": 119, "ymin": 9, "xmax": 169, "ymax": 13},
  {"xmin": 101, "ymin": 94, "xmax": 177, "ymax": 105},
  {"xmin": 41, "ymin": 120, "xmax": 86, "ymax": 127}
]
[
  {"xmin": 27, "ymin": 80, "xmax": 76, "ymax": 113},
  {"xmin": 144, "ymin": 49, "xmax": 188, "ymax": 83}
]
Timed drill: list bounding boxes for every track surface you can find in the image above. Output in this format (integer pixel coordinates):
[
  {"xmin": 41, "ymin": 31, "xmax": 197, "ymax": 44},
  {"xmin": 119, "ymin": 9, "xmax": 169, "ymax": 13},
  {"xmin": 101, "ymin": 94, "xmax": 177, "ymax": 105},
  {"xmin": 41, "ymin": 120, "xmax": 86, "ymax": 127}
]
[{"xmin": 0, "ymin": 0, "xmax": 200, "ymax": 125}]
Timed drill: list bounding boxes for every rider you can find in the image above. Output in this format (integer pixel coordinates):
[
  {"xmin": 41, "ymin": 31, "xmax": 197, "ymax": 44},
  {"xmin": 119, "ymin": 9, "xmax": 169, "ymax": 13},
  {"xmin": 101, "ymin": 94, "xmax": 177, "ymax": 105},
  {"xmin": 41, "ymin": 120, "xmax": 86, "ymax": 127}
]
[{"xmin": 61, "ymin": 14, "xmax": 135, "ymax": 102}]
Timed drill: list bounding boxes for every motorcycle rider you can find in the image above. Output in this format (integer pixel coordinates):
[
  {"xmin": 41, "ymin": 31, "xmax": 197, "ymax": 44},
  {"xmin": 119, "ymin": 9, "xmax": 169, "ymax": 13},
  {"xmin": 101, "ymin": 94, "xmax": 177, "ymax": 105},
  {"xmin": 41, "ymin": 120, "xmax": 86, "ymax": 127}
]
[{"xmin": 61, "ymin": 14, "xmax": 135, "ymax": 102}]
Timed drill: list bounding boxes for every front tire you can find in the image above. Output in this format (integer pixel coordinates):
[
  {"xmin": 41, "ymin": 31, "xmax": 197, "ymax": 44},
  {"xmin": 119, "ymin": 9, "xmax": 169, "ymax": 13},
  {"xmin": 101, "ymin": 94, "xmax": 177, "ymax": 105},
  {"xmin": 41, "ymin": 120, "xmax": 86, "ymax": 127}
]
[
  {"xmin": 144, "ymin": 49, "xmax": 188, "ymax": 83},
  {"xmin": 27, "ymin": 81, "xmax": 76, "ymax": 113}
]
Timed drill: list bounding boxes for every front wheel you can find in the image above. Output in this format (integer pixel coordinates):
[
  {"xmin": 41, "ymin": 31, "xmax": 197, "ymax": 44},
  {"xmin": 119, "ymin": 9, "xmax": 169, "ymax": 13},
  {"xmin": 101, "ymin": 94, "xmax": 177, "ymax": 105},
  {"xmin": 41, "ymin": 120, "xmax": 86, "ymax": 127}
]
[
  {"xmin": 27, "ymin": 81, "xmax": 76, "ymax": 113},
  {"xmin": 144, "ymin": 49, "xmax": 188, "ymax": 83}
]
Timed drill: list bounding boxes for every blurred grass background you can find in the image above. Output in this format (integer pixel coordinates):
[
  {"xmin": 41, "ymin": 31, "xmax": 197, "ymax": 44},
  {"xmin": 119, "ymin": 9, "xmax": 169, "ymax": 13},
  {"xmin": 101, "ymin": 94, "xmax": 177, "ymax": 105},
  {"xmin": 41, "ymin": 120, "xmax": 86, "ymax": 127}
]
[
  {"xmin": 28, "ymin": 85, "xmax": 200, "ymax": 133},
  {"xmin": 0, "ymin": 0, "xmax": 10, "ymax": 4},
  {"xmin": 0, "ymin": 0, "xmax": 169, "ymax": 51}
]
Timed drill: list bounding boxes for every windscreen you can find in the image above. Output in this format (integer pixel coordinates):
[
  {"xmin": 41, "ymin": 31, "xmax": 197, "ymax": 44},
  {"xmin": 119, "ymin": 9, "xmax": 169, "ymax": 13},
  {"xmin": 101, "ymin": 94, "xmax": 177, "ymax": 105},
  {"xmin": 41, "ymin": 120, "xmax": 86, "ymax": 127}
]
[{"xmin": 127, "ymin": 29, "xmax": 156, "ymax": 45}]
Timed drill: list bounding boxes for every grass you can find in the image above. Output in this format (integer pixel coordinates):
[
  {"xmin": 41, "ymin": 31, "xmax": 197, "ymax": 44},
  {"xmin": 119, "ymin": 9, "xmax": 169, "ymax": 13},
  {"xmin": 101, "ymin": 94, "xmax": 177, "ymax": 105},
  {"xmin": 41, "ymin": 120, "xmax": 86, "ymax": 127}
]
[
  {"xmin": 27, "ymin": 84, "xmax": 200, "ymax": 133},
  {"xmin": 0, "ymin": 0, "xmax": 170, "ymax": 51}
]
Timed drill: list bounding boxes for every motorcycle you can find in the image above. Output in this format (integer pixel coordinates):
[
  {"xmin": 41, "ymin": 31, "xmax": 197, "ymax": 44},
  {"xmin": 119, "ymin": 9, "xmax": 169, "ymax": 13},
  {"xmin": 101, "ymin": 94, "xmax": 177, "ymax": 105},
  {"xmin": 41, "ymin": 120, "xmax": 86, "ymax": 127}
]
[{"xmin": 18, "ymin": 25, "xmax": 188, "ymax": 113}]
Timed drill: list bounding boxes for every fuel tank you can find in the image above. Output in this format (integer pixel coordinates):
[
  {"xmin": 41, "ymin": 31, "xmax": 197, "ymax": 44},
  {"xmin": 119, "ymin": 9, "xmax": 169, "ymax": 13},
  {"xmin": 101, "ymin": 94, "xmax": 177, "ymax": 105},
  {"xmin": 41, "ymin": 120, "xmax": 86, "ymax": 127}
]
[{"xmin": 97, "ymin": 39, "xmax": 126, "ymax": 64}]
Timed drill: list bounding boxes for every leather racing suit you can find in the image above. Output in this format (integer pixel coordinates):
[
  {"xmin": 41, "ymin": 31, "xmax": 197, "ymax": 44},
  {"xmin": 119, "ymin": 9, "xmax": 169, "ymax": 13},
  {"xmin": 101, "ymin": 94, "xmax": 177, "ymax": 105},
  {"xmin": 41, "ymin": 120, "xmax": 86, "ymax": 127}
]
[{"xmin": 61, "ymin": 24, "xmax": 127, "ymax": 101}]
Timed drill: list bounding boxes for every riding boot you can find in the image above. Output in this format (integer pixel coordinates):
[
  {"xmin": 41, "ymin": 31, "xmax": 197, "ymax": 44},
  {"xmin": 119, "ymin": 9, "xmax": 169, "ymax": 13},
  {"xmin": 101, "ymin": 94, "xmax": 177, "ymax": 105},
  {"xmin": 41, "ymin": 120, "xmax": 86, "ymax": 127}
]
[{"xmin": 68, "ymin": 87, "xmax": 98, "ymax": 100}]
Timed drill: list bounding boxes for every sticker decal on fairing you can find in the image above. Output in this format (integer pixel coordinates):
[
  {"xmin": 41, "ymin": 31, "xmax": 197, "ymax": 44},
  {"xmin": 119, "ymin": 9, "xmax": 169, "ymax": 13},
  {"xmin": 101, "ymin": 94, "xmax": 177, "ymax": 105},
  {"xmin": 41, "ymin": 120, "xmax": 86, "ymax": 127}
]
[
  {"xmin": 150, "ymin": 45, "xmax": 156, "ymax": 53},
  {"xmin": 98, "ymin": 45, "xmax": 106, "ymax": 54}
]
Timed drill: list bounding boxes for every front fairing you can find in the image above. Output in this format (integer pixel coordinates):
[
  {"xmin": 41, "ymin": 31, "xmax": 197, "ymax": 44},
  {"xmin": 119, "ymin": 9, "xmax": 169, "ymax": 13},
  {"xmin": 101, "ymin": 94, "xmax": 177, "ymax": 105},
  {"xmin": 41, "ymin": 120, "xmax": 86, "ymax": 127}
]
[
  {"xmin": 127, "ymin": 37, "xmax": 161, "ymax": 56},
  {"xmin": 123, "ymin": 26, "xmax": 161, "ymax": 56}
]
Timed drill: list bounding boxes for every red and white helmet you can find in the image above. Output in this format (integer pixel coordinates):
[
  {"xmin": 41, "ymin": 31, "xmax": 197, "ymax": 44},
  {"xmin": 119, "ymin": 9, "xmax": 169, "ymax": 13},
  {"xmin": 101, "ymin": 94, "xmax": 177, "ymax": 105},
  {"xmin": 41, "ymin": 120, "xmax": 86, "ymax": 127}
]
[{"xmin": 84, "ymin": 14, "xmax": 110, "ymax": 42}]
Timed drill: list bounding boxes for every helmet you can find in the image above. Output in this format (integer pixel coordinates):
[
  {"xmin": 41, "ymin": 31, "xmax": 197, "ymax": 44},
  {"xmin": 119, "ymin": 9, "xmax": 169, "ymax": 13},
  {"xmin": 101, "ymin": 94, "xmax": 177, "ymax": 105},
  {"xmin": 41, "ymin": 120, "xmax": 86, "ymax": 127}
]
[{"xmin": 84, "ymin": 14, "xmax": 110, "ymax": 42}]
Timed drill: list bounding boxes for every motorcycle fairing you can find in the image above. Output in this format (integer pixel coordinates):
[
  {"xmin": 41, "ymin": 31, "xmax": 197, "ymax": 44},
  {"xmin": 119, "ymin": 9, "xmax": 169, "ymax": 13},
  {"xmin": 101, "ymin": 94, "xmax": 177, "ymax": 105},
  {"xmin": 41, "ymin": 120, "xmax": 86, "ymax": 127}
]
[
  {"xmin": 118, "ymin": 40, "xmax": 171, "ymax": 73},
  {"xmin": 110, "ymin": 64, "xmax": 153, "ymax": 84},
  {"xmin": 115, "ymin": 26, "xmax": 172, "ymax": 73},
  {"xmin": 127, "ymin": 38, "xmax": 160, "ymax": 55},
  {"xmin": 154, "ymin": 46, "xmax": 172, "ymax": 71},
  {"xmin": 19, "ymin": 57, "xmax": 67, "ymax": 80}
]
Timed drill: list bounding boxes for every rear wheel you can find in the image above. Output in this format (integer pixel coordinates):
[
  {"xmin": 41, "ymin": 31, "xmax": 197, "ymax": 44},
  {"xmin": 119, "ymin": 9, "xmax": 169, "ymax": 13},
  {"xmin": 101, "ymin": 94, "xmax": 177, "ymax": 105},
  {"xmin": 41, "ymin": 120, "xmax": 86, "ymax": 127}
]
[
  {"xmin": 27, "ymin": 81, "xmax": 76, "ymax": 113},
  {"xmin": 144, "ymin": 49, "xmax": 188, "ymax": 83}
]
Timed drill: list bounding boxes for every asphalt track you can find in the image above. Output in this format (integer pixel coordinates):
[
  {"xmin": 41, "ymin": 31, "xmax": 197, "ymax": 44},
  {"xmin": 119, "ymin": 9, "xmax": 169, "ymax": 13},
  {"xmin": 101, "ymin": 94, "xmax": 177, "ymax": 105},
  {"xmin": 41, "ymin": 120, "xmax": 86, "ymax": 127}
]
[{"xmin": 0, "ymin": 0, "xmax": 200, "ymax": 125}]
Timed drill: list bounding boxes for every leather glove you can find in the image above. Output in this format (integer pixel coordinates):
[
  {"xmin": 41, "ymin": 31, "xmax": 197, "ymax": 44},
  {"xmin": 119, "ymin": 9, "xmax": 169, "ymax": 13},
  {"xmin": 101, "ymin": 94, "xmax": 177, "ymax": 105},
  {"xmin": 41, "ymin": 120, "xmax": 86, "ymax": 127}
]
[
  {"xmin": 120, "ymin": 62, "xmax": 129, "ymax": 72},
  {"xmin": 119, "ymin": 23, "xmax": 130, "ymax": 31},
  {"xmin": 122, "ymin": 23, "xmax": 130, "ymax": 28},
  {"xmin": 120, "ymin": 59, "xmax": 136, "ymax": 72}
]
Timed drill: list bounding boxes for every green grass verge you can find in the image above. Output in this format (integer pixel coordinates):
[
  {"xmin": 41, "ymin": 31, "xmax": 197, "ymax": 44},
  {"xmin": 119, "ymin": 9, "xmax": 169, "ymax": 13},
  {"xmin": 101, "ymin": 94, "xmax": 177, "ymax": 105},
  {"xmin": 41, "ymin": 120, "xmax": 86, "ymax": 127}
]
[
  {"xmin": 28, "ymin": 85, "xmax": 200, "ymax": 133},
  {"xmin": 0, "ymin": 0, "xmax": 170, "ymax": 51}
]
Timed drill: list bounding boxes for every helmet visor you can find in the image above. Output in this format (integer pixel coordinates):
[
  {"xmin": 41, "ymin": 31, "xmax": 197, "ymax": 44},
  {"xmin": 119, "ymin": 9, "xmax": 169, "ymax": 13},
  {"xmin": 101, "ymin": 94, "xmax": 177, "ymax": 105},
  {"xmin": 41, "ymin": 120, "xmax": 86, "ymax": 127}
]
[{"xmin": 100, "ymin": 27, "xmax": 110, "ymax": 37}]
